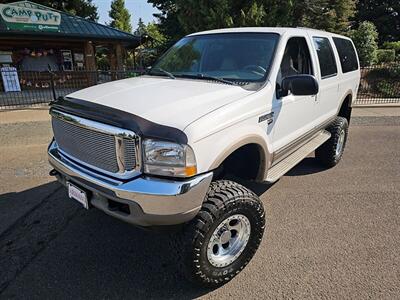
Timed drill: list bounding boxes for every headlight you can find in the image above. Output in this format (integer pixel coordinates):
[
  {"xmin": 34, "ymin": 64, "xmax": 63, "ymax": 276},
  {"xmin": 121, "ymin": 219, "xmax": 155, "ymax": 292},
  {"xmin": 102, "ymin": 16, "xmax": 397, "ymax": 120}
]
[{"xmin": 143, "ymin": 139, "xmax": 197, "ymax": 177}]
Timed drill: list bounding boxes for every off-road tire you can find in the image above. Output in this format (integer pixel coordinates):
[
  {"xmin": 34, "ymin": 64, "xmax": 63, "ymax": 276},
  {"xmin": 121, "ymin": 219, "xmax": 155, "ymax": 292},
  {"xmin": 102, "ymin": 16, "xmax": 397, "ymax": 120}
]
[
  {"xmin": 315, "ymin": 116, "xmax": 349, "ymax": 167},
  {"xmin": 176, "ymin": 180, "xmax": 265, "ymax": 287}
]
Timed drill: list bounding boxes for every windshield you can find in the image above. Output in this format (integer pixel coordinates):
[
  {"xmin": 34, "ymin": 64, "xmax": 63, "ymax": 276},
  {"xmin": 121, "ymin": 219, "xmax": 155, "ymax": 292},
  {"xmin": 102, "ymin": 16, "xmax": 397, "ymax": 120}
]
[{"xmin": 150, "ymin": 33, "xmax": 279, "ymax": 83}]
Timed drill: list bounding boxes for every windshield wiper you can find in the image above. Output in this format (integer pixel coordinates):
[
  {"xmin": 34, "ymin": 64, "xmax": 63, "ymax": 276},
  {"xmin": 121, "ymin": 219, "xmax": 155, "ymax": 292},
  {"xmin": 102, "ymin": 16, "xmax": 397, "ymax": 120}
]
[
  {"xmin": 196, "ymin": 73, "xmax": 236, "ymax": 85},
  {"xmin": 149, "ymin": 68, "xmax": 176, "ymax": 79},
  {"xmin": 177, "ymin": 73, "xmax": 236, "ymax": 85}
]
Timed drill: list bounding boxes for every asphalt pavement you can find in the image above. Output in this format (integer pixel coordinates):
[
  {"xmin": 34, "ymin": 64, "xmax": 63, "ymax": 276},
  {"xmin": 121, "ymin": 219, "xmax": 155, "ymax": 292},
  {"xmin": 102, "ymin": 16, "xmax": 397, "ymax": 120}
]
[{"xmin": 0, "ymin": 109, "xmax": 399, "ymax": 299}]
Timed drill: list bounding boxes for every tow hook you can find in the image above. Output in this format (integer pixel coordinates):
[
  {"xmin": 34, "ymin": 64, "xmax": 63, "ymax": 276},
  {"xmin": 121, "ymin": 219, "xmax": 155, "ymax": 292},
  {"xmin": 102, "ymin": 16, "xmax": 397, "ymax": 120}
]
[{"xmin": 49, "ymin": 169, "xmax": 59, "ymax": 176}]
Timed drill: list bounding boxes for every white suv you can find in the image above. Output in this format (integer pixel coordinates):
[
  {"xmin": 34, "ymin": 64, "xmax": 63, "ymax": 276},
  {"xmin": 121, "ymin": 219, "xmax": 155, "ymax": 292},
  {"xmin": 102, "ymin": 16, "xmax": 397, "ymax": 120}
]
[{"xmin": 48, "ymin": 27, "xmax": 360, "ymax": 286}]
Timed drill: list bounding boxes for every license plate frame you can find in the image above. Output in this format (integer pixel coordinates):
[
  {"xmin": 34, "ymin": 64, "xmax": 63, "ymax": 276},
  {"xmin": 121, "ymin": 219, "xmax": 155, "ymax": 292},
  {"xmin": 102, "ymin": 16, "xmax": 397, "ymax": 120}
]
[{"xmin": 67, "ymin": 182, "xmax": 89, "ymax": 209}]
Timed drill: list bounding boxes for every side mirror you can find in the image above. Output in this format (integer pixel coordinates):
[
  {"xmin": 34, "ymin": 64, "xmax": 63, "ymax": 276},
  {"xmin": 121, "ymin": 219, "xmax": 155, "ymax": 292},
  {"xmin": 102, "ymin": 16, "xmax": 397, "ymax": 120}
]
[{"xmin": 278, "ymin": 75, "xmax": 319, "ymax": 98}]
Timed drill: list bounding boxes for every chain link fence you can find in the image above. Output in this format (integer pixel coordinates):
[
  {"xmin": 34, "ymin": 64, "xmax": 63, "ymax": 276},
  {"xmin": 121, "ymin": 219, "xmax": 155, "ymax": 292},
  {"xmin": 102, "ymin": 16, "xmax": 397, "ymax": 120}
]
[{"xmin": 0, "ymin": 65, "xmax": 399, "ymax": 109}]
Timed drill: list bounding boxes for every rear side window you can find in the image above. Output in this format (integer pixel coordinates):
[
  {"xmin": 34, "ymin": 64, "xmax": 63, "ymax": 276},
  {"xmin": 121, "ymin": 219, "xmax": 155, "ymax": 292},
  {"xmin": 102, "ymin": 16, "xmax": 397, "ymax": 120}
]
[
  {"xmin": 333, "ymin": 37, "xmax": 359, "ymax": 73},
  {"xmin": 312, "ymin": 37, "xmax": 337, "ymax": 78}
]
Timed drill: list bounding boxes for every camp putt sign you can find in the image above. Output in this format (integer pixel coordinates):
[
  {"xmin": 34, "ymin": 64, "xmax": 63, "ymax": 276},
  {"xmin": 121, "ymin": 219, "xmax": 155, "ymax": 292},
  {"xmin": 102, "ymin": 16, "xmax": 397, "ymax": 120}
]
[{"xmin": 0, "ymin": 1, "xmax": 61, "ymax": 32}]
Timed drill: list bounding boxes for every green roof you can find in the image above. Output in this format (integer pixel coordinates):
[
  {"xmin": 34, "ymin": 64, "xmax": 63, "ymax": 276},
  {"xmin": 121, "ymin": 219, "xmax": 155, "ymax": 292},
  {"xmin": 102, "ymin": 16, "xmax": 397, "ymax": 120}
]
[{"xmin": 0, "ymin": 1, "xmax": 140, "ymax": 47}]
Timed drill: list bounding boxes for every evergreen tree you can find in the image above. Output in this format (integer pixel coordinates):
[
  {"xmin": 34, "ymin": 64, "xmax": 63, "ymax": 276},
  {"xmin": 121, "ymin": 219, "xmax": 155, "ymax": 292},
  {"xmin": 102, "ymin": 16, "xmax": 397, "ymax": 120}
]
[
  {"xmin": 132, "ymin": 21, "xmax": 167, "ymax": 68},
  {"xmin": 134, "ymin": 18, "xmax": 147, "ymax": 36},
  {"xmin": 355, "ymin": 0, "xmax": 400, "ymax": 43},
  {"xmin": 174, "ymin": 0, "xmax": 267, "ymax": 34},
  {"xmin": 288, "ymin": 0, "xmax": 356, "ymax": 33},
  {"xmin": 148, "ymin": 0, "xmax": 357, "ymax": 43},
  {"xmin": 146, "ymin": 22, "xmax": 167, "ymax": 49},
  {"xmin": 2, "ymin": 0, "xmax": 99, "ymax": 21},
  {"xmin": 109, "ymin": 0, "xmax": 132, "ymax": 33},
  {"xmin": 148, "ymin": 0, "xmax": 183, "ymax": 45}
]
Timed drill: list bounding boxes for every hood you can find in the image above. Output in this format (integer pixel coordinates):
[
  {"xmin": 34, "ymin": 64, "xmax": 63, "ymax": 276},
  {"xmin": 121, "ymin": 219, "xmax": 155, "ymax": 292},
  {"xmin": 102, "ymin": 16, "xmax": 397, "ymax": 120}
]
[{"xmin": 67, "ymin": 76, "xmax": 253, "ymax": 130}]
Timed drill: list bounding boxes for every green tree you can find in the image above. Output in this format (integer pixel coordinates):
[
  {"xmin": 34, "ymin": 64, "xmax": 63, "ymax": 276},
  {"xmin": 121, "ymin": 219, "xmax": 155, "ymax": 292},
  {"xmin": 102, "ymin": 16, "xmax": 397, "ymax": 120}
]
[
  {"xmin": 148, "ymin": 0, "xmax": 356, "ymax": 44},
  {"xmin": 133, "ymin": 21, "xmax": 167, "ymax": 67},
  {"xmin": 134, "ymin": 18, "xmax": 147, "ymax": 36},
  {"xmin": 148, "ymin": 0, "xmax": 183, "ymax": 45},
  {"xmin": 349, "ymin": 21, "xmax": 379, "ymax": 66},
  {"xmin": 109, "ymin": 0, "xmax": 132, "ymax": 32},
  {"xmin": 145, "ymin": 22, "xmax": 167, "ymax": 49},
  {"xmin": 2, "ymin": 0, "xmax": 99, "ymax": 20},
  {"xmin": 148, "ymin": 0, "xmax": 267, "ymax": 40},
  {"xmin": 355, "ymin": 0, "xmax": 400, "ymax": 44},
  {"xmin": 383, "ymin": 41, "xmax": 400, "ymax": 55},
  {"xmin": 174, "ymin": 0, "xmax": 267, "ymax": 33},
  {"xmin": 287, "ymin": 0, "xmax": 356, "ymax": 33}
]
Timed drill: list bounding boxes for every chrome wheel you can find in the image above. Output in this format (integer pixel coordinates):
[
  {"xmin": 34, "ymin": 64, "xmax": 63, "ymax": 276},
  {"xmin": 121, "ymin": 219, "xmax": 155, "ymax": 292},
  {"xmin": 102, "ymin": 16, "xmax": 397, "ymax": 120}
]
[
  {"xmin": 335, "ymin": 129, "xmax": 346, "ymax": 156},
  {"xmin": 207, "ymin": 214, "xmax": 251, "ymax": 268}
]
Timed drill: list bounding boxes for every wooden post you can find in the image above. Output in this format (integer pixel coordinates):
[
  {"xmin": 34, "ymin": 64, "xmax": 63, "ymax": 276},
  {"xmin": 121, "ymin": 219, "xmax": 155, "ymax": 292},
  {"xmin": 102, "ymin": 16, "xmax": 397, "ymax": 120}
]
[
  {"xmin": 108, "ymin": 44, "xmax": 116, "ymax": 80},
  {"xmin": 109, "ymin": 43, "xmax": 123, "ymax": 80},
  {"xmin": 115, "ymin": 43, "xmax": 123, "ymax": 71},
  {"xmin": 84, "ymin": 41, "xmax": 96, "ymax": 85}
]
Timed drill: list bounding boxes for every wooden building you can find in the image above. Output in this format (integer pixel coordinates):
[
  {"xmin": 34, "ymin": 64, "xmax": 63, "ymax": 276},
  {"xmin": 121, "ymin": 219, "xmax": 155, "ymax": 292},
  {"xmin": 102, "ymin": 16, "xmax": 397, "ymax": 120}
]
[{"xmin": 0, "ymin": 1, "xmax": 140, "ymax": 92}]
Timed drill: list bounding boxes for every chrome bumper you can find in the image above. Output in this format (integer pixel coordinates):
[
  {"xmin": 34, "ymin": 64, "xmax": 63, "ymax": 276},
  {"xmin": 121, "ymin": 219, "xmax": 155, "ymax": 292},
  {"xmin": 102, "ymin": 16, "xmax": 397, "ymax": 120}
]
[{"xmin": 48, "ymin": 140, "xmax": 213, "ymax": 226}]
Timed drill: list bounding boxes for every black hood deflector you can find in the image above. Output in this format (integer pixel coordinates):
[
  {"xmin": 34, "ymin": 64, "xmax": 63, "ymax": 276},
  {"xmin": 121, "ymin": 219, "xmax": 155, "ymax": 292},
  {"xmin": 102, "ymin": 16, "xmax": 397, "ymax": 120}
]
[{"xmin": 50, "ymin": 97, "xmax": 188, "ymax": 144}]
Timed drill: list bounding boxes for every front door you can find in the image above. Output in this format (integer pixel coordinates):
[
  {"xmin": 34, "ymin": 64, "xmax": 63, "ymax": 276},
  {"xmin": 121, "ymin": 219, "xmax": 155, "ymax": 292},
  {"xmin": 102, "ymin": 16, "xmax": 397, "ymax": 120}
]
[{"xmin": 271, "ymin": 36, "xmax": 318, "ymax": 152}]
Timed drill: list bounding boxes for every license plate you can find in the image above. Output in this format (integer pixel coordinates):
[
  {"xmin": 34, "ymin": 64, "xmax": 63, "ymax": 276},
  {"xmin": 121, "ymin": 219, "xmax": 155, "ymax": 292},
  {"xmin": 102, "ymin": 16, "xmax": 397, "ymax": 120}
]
[{"xmin": 67, "ymin": 182, "xmax": 89, "ymax": 209}]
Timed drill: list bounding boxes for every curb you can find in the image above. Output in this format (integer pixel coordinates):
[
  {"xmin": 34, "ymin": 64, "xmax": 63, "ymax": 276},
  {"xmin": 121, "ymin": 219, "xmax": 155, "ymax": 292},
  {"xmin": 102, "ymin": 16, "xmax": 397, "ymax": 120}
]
[{"xmin": 353, "ymin": 103, "xmax": 400, "ymax": 108}]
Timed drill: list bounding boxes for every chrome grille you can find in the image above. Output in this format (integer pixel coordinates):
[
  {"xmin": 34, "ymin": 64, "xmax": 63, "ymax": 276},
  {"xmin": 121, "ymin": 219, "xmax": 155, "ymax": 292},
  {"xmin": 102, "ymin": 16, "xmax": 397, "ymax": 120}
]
[
  {"xmin": 51, "ymin": 111, "xmax": 138, "ymax": 177},
  {"xmin": 123, "ymin": 138, "xmax": 137, "ymax": 171}
]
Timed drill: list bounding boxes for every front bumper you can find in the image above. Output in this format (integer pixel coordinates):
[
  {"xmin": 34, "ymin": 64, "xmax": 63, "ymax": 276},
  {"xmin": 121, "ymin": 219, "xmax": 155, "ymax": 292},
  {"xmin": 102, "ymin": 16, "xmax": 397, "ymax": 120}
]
[{"xmin": 48, "ymin": 141, "xmax": 213, "ymax": 226}]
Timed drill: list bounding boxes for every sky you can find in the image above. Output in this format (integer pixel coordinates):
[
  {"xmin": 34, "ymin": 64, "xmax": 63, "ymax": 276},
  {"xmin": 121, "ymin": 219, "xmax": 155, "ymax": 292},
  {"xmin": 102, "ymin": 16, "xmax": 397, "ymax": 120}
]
[{"xmin": 93, "ymin": 0, "xmax": 160, "ymax": 30}]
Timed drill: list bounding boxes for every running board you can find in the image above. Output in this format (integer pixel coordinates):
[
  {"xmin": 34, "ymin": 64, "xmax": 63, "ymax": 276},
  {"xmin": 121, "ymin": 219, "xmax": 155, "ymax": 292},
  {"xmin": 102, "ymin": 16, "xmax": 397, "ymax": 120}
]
[{"xmin": 266, "ymin": 131, "xmax": 331, "ymax": 183}]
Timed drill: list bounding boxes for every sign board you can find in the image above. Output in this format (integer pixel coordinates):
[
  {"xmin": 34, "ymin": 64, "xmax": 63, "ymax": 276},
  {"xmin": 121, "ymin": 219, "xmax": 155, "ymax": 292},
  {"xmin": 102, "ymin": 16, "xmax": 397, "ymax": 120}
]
[
  {"xmin": 0, "ymin": 51, "xmax": 12, "ymax": 63},
  {"xmin": 1, "ymin": 67, "xmax": 21, "ymax": 92},
  {"xmin": 0, "ymin": 1, "xmax": 61, "ymax": 32},
  {"xmin": 74, "ymin": 53, "xmax": 84, "ymax": 62}
]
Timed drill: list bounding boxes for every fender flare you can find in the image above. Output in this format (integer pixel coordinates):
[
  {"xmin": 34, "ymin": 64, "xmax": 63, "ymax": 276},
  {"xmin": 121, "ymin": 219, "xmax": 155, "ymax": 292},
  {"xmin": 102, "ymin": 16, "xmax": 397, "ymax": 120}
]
[
  {"xmin": 208, "ymin": 135, "xmax": 272, "ymax": 181},
  {"xmin": 337, "ymin": 90, "xmax": 353, "ymax": 112}
]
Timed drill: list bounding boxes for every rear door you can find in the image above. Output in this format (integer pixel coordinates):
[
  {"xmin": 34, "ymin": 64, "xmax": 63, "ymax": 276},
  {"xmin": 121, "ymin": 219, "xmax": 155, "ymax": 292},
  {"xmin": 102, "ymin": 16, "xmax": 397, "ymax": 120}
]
[
  {"xmin": 309, "ymin": 34, "xmax": 340, "ymax": 124},
  {"xmin": 332, "ymin": 37, "xmax": 361, "ymax": 104}
]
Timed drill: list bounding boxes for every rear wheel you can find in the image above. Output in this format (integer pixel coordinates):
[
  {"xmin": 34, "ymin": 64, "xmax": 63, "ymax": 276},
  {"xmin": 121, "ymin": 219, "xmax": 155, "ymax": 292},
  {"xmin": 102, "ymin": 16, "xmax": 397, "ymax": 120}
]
[
  {"xmin": 177, "ymin": 180, "xmax": 265, "ymax": 286},
  {"xmin": 315, "ymin": 116, "xmax": 348, "ymax": 167}
]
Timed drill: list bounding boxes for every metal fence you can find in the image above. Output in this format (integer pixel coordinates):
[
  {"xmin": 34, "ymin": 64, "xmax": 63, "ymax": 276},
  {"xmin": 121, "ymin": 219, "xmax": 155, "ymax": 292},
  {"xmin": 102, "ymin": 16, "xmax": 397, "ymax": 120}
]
[
  {"xmin": 0, "ymin": 69, "xmax": 143, "ymax": 109},
  {"xmin": 0, "ymin": 65, "xmax": 399, "ymax": 109},
  {"xmin": 357, "ymin": 64, "xmax": 400, "ymax": 105}
]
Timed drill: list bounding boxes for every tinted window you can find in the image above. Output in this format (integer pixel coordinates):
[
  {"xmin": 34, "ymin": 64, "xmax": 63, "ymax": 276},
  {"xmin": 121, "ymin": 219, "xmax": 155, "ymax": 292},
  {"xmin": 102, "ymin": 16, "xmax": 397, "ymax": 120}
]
[
  {"xmin": 277, "ymin": 37, "xmax": 313, "ymax": 86},
  {"xmin": 152, "ymin": 33, "xmax": 279, "ymax": 82},
  {"xmin": 333, "ymin": 37, "xmax": 359, "ymax": 73},
  {"xmin": 313, "ymin": 37, "xmax": 337, "ymax": 78}
]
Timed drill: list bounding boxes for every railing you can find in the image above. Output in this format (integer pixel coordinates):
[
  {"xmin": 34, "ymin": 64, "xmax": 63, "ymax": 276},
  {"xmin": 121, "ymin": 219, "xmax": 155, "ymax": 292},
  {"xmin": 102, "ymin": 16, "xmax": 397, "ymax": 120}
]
[
  {"xmin": 357, "ymin": 63, "xmax": 400, "ymax": 105},
  {"xmin": 0, "ymin": 65, "xmax": 399, "ymax": 109},
  {"xmin": 0, "ymin": 69, "xmax": 143, "ymax": 109}
]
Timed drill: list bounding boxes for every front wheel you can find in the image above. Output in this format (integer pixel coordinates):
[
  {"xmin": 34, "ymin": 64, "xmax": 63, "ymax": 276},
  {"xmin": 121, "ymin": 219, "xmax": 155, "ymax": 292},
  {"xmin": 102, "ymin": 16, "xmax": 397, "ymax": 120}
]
[{"xmin": 179, "ymin": 180, "xmax": 265, "ymax": 286}]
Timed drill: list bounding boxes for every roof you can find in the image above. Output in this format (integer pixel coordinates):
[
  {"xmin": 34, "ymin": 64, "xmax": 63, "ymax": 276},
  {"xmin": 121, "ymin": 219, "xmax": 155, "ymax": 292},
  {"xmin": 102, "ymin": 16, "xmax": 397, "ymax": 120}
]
[
  {"xmin": 188, "ymin": 27, "xmax": 350, "ymax": 40},
  {"xmin": 0, "ymin": 1, "xmax": 140, "ymax": 47}
]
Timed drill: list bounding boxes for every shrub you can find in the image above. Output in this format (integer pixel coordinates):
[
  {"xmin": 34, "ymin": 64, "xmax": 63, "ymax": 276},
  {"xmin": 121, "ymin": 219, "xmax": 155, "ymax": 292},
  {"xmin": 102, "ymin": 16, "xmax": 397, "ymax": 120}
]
[
  {"xmin": 376, "ymin": 49, "xmax": 396, "ymax": 64},
  {"xmin": 365, "ymin": 66, "xmax": 400, "ymax": 98},
  {"xmin": 376, "ymin": 80, "xmax": 399, "ymax": 97},
  {"xmin": 367, "ymin": 67, "xmax": 400, "ymax": 79},
  {"xmin": 96, "ymin": 55, "xmax": 110, "ymax": 70},
  {"xmin": 349, "ymin": 21, "xmax": 378, "ymax": 66},
  {"xmin": 383, "ymin": 41, "xmax": 400, "ymax": 55}
]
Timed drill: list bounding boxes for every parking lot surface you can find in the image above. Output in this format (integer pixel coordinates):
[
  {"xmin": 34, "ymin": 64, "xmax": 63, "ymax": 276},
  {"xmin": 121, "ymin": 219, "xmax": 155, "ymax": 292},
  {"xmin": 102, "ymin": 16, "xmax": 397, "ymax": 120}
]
[{"xmin": 0, "ymin": 113, "xmax": 399, "ymax": 299}]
